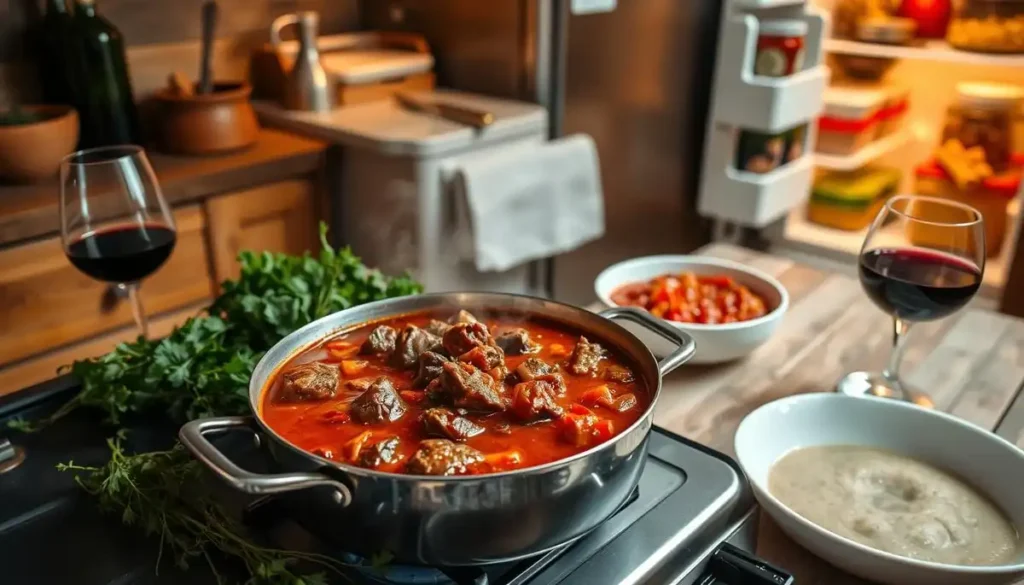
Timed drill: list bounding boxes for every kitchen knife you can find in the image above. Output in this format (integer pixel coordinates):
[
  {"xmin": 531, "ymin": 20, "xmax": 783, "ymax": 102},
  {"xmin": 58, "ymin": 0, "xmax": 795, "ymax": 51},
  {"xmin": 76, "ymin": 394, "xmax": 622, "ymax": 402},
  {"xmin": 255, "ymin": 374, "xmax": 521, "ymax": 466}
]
[{"xmin": 395, "ymin": 93, "xmax": 495, "ymax": 129}]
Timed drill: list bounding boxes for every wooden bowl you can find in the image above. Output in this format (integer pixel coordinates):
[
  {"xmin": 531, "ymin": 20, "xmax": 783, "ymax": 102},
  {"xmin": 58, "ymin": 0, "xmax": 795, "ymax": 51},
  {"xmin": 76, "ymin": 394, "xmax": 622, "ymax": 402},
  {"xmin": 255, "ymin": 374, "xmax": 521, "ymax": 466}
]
[
  {"xmin": 0, "ymin": 105, "xmax": 79, "ymax": 182},
  {"xmin": 152, "ymin": 81, "xmax": 259, "ymax": 155}
]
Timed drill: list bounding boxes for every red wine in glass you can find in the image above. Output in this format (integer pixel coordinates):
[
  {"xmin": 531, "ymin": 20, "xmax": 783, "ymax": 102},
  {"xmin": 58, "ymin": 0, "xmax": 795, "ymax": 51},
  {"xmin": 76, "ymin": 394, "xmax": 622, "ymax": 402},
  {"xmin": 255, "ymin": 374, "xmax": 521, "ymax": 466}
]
[
  {"xmin": 859, "ymin": 248, "xmax": 982, "ymax": 322},
  {"xmin": 60, "ymin": 145, "xmax": 176, "ymax": 338},
  {"xmin": 66, "ymin": 223, "xmax": 177, "ymax": 283},
  {"xmin": 838, "ymin": 195, "xmax": 985, "ymax": 407}
]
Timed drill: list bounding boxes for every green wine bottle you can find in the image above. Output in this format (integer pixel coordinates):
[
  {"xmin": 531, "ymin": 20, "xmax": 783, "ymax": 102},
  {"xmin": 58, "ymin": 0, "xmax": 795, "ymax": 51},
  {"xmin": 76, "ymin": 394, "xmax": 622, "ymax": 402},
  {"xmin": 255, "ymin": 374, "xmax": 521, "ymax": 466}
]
[
  {"xmin": 71, "ymin": 0, "xmax": 142, "ymax": 148},
  {"xmin": 38, "ymin": 0, "xmax": 77, "ymax": 106}
]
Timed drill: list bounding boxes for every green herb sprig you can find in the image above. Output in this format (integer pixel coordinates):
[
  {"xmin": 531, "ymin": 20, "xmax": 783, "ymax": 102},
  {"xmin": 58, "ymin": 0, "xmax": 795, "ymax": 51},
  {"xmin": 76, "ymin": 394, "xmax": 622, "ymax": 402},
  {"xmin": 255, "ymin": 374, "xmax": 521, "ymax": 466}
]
[
  {"xmin": 15, "ymin": 224, "xmax": 421, "ymax": 430},
  {"xmin": 59, "ymin": 440, "xmax": 338, "ymax": 585},
  {"xmin": 13, "ymin": 223, "xmax": 422, "ymax": 584}
]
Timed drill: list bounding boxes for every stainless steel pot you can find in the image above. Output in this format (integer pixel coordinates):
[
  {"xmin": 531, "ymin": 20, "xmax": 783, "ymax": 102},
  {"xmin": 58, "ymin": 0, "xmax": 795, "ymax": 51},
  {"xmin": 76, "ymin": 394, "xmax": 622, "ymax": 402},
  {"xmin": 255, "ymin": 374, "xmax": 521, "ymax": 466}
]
[{"xmin": 179, "ymin": 293, "xmax": 695, "ymax": 566}]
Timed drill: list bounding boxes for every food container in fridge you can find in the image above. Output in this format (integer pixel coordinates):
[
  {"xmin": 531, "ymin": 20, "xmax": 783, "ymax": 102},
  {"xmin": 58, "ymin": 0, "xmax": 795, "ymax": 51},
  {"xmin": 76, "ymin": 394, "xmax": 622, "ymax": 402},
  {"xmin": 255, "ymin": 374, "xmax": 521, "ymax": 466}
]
[
  {"xmin": 754, "ymin": 19, "xmax": 808, "ymax": 78},
  {"xmin": 828, "ymin": 53, "xmax": 897, "ymax": 82},
  {"xmin": 806, "ymin": 166, "xmax": 902, "ymax": 231},
  {"xmin": 876, "ymin": 85, "xmax": 910, "ymax": 137},
  {"xmin": 816, "ymin": 86, "xmax": 887, "ymax": 155},
  {"xmin": 914, "ymin": 160, "xmax": 1019, "ymax": 257},
  {"xmin": 942, "ymin": 81, "xmax": 1024, "ymax": 173},
  {"xmin": 735, "ymin": 128, "xmax": 789, "ymax": 174},
  {"xmin": 947, "ymin": 0, "xmax": 1024, "ymax": 54},
  {"xmin": 856, "ymin": 16, "xmax": 918, "ymax": 44}
]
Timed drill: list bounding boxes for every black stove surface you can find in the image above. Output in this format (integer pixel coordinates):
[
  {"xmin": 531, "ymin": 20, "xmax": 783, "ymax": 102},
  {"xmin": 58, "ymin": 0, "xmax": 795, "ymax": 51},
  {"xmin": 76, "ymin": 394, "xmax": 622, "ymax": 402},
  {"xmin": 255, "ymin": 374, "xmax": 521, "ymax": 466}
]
[{"xmin": 0, "ymin": 376, "xmax": 790, "ymax": 585}]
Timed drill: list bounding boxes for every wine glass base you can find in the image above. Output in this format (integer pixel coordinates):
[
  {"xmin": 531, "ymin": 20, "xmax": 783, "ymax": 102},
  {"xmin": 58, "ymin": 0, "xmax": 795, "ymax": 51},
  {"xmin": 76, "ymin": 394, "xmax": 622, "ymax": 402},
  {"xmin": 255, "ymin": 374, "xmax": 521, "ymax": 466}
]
[{"xmin": 835, "ymin": 371, "xmax": 935, "ymax": 409}]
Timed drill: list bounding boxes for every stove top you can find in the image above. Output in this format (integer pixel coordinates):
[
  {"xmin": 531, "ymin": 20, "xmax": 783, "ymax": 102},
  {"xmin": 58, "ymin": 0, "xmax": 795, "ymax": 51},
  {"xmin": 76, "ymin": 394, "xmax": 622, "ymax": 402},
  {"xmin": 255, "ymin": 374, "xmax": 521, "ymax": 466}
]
[{"xmin": 0, "ymin": 376, "xmax": 793, "ymax": 585}]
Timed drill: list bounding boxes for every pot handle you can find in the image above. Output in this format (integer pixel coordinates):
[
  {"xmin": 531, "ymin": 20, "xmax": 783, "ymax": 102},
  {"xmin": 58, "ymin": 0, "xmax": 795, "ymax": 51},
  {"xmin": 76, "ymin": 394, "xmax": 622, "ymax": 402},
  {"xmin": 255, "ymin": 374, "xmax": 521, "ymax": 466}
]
[
  {"xmin": 599, "ymin": 307, "xmax": 696, "ymax": 377},
  {"xmin": 179, "ymin": 416, "xmax": 352, "ymax": 505}
]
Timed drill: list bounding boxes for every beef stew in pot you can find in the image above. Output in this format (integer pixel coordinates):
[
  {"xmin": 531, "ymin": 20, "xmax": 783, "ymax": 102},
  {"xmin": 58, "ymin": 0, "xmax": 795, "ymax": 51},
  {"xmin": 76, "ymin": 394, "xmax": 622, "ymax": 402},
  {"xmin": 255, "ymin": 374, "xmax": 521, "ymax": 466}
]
[{"xmin": 260, "ymin": 310, "xmax": 649, "ymax": 476}]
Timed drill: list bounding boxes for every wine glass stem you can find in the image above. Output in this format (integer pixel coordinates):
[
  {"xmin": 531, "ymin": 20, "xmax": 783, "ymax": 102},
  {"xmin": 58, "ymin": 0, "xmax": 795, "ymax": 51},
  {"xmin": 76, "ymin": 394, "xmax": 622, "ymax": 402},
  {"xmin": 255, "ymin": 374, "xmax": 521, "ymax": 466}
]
[
  {"xmin": 126, "ymin": 282, "xmax": 149, "ymax": 339},
  {"xmin": 882, "ymin": 317, "xmax": 911, "ymax": 386}
]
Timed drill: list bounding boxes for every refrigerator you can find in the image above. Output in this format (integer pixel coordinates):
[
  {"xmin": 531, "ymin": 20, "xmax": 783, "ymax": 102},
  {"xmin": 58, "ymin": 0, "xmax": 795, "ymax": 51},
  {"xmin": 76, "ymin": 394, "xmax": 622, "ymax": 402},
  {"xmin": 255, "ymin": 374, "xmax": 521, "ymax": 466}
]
[{"xmin": 361, "ymin": 0, "xmax": 722, "ymax": 305}]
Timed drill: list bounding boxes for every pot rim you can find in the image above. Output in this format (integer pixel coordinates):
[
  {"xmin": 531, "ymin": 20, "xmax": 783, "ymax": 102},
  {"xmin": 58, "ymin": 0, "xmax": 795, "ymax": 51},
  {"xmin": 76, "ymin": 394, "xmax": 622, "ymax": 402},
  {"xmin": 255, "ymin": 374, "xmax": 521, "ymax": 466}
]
[{"xmin": 247, "ymin": 291, "xmax": 678, "ymax": 482}]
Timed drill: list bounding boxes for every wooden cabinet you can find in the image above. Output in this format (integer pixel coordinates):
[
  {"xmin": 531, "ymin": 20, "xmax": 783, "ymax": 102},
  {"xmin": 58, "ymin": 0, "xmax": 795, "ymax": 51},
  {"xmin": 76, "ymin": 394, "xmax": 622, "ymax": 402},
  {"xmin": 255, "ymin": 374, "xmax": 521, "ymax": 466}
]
[
  {"xmin": 0, "ymin": 206, "xmax": 212, "ymax": 367},
  {"xmin": 0, "ymin": 177, "xmax": 320, "ymax": 394},
  {"xmin": 205, "ymin": 179, "xmax": 318, "ymax": 283}
]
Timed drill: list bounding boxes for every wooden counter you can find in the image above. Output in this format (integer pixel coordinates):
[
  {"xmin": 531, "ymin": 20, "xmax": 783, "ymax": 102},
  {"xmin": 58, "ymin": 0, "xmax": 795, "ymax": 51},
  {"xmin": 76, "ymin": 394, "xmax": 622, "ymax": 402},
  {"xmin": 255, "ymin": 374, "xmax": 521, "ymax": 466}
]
[
  {"xmin": 0, "ymin": 129, "xmax": 325, "ymax": 247},
  {"xmin": 649, "ymin": 243, "xmax": 1024, "ymax": 585},
  {"xmin": 0, "ymin": 129, "xmax": 327, "ymax": 393}
]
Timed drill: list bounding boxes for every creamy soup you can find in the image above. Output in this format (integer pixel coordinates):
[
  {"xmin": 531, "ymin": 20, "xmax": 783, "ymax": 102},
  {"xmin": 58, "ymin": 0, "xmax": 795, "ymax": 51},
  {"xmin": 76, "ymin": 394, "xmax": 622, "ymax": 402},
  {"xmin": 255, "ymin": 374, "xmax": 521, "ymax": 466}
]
[{"xmin": 768, "ymin": 445, "xmax": 1019, "ymax": 566}]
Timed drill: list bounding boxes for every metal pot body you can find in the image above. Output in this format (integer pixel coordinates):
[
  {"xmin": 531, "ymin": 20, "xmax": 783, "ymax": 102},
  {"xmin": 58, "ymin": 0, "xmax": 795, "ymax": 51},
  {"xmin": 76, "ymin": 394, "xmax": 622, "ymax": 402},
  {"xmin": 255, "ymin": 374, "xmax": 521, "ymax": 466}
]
[{"xmin": 180, "ymin": 293, "xmax": 695, "ymax": 566}]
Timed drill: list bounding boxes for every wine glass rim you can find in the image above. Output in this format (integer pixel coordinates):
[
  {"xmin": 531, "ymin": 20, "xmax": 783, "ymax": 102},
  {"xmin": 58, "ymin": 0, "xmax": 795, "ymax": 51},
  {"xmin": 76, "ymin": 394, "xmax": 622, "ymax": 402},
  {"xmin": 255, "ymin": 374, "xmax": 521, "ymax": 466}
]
[
  {"xmin": 885, "ymin": 194, "xmax": 984, "ymax": 228},
  {"xmin": 62, "ymin": 145, "xmax": 145, "ymax": 166}
]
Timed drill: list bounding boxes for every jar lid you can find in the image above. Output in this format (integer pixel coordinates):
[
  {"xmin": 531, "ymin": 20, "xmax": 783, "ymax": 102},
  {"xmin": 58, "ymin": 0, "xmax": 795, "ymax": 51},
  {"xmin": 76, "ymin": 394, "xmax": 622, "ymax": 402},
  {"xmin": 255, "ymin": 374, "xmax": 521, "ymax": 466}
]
[
  {"xmin": 956, "ymin": 82, "xmax": 1024, "ymax": 110},
  {"xmin": 758, "ymin": 19, "xmax": 808, "ymax": 37}
]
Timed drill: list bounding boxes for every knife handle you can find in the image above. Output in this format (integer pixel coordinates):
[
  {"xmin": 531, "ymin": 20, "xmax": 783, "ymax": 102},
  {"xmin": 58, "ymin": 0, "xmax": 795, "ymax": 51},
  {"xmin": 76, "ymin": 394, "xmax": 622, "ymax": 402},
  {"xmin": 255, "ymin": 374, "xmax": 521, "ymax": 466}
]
[
  {"xmin": 198, "ymin": 1, "xmax": 218, "ymax": 94},
  {"xmin": 433, "ymin": 103, "xmax": 495, "ymax": 129}
]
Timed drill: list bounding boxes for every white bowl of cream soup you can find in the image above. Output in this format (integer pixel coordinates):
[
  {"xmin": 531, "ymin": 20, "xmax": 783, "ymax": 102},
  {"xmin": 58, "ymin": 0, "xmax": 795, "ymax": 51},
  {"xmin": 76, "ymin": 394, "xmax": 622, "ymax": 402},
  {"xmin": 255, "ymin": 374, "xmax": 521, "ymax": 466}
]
[{"xmin": 735, "ymin": 393, "xmax": 1024, "ymax": 585}]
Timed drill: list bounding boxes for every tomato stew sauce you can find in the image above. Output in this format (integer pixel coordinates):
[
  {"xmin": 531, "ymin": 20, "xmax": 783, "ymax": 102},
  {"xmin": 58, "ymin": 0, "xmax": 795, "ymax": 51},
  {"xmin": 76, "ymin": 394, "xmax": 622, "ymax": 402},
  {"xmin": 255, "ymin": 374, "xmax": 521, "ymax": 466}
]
[
  {"xmin": 260, "ymin": 310, "xmax": 649, "ymax": 476},
  {"xmin": 611, "ymin": 273, "xmax": 767, "ymax": 324}
]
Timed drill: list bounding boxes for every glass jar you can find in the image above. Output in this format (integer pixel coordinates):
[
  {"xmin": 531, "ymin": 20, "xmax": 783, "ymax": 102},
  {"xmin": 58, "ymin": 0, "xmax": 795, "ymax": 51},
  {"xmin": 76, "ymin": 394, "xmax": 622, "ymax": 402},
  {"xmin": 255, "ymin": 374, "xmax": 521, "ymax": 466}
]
[
  {"xmin": 947, "ymin": 0, "xmax": 1024, "ymax": 54},
  {"xmin": 942, "ymin": 82, "xmax": 1024, "ymax": 173}
]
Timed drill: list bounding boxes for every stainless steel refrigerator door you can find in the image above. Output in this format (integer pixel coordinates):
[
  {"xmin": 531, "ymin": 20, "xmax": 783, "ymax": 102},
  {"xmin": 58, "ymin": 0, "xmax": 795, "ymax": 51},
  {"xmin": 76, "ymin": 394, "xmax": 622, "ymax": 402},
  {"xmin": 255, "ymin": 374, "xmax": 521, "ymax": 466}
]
[
  {"xmin": 361, "ymin": 0, "xmax": 719, "ymax": 304},
  {"xmin": 553, "ymin": 0, "xmax": 719, "ymax": 304}
]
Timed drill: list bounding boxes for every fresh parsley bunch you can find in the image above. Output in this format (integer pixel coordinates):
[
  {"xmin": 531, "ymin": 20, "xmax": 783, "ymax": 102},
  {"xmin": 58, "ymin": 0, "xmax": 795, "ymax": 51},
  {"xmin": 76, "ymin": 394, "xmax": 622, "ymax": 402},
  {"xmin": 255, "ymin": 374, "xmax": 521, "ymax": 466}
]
[
  {"xmin": 12, "ymin": 223, "xmax": 422, "ymax": 584},
  {"xmin": 18, "ymin": 223, "xmax": 421, "ymax": 430}
]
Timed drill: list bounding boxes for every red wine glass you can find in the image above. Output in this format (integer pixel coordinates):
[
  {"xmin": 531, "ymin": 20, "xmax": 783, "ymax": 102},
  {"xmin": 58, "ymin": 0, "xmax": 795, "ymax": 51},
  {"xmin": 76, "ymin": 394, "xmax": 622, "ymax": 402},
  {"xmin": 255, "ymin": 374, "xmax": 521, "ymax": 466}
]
[
  {"xmin": 837, "ymin": 195, "xmax": 985, "ymax": 407},
  {"xmin": 59, "ymin": 146, "xmax": 177, "ymax": 338}
]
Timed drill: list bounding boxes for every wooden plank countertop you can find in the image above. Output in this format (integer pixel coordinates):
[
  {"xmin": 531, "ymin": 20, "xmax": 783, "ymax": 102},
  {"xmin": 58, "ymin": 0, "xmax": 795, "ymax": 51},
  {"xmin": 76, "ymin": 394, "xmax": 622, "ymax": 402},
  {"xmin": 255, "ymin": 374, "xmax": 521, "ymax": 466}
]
[
  {"xmin": 0, "ymin": 129, "xmax": 326, "ymax": 247},
  {"xmin": 643, "ymin": 243, "xmax": 1024, "ymax": 585}
]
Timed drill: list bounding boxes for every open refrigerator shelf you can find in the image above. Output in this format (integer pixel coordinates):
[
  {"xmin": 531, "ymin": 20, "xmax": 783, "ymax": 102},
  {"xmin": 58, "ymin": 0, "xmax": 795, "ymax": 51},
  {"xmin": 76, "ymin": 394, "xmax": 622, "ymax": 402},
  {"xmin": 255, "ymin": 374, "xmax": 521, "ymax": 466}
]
[
  {"xmin": 782, "ymin": 209, "xmax": 1010, "ymax": 297},
  {"xmin": 824, "ymin": 38, "xmax": 1024, "ymax": 68}
]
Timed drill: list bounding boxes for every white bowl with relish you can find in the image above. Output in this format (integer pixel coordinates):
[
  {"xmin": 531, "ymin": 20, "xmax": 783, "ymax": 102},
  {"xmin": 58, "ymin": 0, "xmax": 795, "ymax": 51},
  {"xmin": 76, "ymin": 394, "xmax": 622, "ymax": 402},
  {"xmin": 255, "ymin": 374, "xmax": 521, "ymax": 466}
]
[
  {"xmin": 594, "ymin": 255, "xmax": 788, "ymax": 364},
  {"xmin": 736, "ymin": 393, "xmax": 1024, "ymax": 585}
]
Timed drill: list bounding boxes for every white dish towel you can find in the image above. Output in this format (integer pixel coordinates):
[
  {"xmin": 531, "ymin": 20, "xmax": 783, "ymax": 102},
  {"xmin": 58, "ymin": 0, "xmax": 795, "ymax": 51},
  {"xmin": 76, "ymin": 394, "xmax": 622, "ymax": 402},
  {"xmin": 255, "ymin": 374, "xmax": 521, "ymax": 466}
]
[{"xmin": 453, "ymin": 133, "xmax": 605, "ymax": 273}]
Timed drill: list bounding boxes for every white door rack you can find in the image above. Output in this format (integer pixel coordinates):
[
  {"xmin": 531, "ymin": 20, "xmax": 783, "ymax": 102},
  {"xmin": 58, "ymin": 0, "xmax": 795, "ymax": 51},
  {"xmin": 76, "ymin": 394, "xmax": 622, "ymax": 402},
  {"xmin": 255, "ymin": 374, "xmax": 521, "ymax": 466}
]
[{"xmin": 698, "ymin": 0, "xmax": 831, "ymax": 229}]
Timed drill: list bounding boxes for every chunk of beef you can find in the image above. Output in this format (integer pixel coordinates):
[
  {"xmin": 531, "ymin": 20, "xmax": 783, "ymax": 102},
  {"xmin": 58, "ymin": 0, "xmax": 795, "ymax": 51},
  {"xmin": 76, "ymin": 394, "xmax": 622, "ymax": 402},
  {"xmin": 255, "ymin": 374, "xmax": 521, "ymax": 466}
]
[
  {"xmin": 426, "ymin": 319, "xmax": 451, "ymax": 337},
  {"xmin": 495, "ymin": 329, "xmax": 539, "ymax": 356},
  {"xmin": 361, "ymin": 325, "xmax": 398, "ymax": 356},
  {"xmin": 356, "ymin": 436, "xmax": 402, "ymax": 469},
  {"xmin": 278, "ymin": 362, "xmax": 339, "ymax": 401},
  {"xmin": 413, "ymin": 351, "xmax": 450, "ymax": 387},
  {"xmin": 510, "ymin": 375, "xmax": 566, "ymax": 422},
  {"xmin": 459, "ymin": 344, "xmax": 508, "ymax": 385},
  {"xmin": 449, "ymin": 310, "xmax": 479, "ymax": 324},
  {"xmin": 346, "ymin": 378, "xmax": 375, "ymax": 393},
  {"xmin": 604, "ymin": 365, "xmax": 635, "ymax": 384},
  {"xmin": 350, "ymin": 377, "xmax": 407, "ymax": 424},
  {"xmin": 458, "ymin": 344, "xmax": 505, "ymax": 371},
  {"xmin": 405, "ymin": 439, "xmax": 485, "ymax": 476},
  {"xmin": 513, "ymin": 357, "xmax": 555, "ymax": 384},
  {"xmin": 392, "ymin": 326, "xmax": 442, "ymax": 369},
  {"xmin": 426, "ymin": 362, "xmax": 505, "ymax": 412},
  {"xmin": 567, "ymin": 336, "xmax": 604, "ymax": 376},
  {"xmin": 442, "ymin": 322, "xmax": 492, "ymax": 357},
  {"xmin": 421, "ymin": 408, "xmax": 485, "ymax": 441}
]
